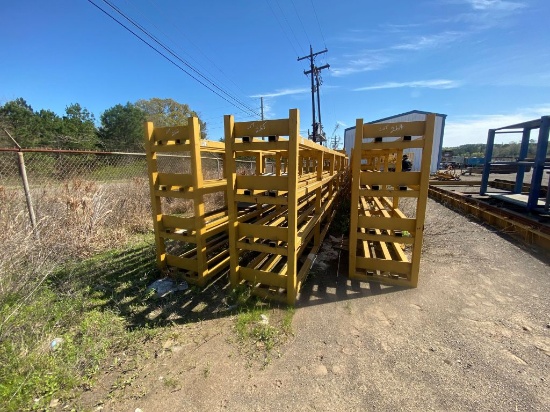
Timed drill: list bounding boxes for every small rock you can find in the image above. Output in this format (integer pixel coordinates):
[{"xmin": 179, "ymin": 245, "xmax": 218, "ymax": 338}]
[
  {"xmin": 135, "ymin": 409, "xmax": 143, "ymax": 412},
  {"xmin": 259, "ymin": 314, "xmax": 269, "ymax": 325},
  {"xmin": 162, "ymin": 339, "xmax": 175, "ymax": 350},
  {"xmin": 522, "ymin": 326, "xmax": 531, "ymax": 332},
  {"xmin": 312, "ymin": 364, "xmax": 328, "ymax": 376},
  {"xmin": 429, "ymin": 347, "xmax": 437, "ymax": 352},
  {"xmin": 49, "ymin": 398, "xmax": 59, "ymax": 408}
]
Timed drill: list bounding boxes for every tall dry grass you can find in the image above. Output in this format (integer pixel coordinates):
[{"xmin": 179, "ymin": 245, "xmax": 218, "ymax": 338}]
[{"xmin": 0, "ymin": 177, "xmax": 155, "ymax": 308}]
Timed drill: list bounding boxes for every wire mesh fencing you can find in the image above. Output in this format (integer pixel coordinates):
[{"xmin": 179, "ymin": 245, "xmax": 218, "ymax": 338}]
[{"xmin": 0, "ymin": 148, "xmax": 265, "ymax": 241}]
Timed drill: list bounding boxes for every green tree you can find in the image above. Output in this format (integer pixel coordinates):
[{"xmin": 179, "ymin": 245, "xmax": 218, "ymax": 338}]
[
  {"xmin": 135, "ymin": 98, "xmax": 207, "ymax": 139},
  {"xmin": 98, "ymin": 103, "xmax": 146, "ymax": 151},
  {"xmin": 35, "ymin": 109, "xmax": 63, "ymax": 147},
  {"xmin": 0, "ymin": 98, "xmax": 39, "ymax": 147},
  {"xmin": 61, "ymin": 103, "xmax": 98, "ymax": 149}
]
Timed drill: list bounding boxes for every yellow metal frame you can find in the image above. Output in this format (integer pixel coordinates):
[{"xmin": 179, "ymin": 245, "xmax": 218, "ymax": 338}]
[
  {"xmin": 144, "ymin": 119, "xmax": 230, "ymax": 286},
  {"xmin": 225, "ymin": 109, "xmax": 348, "ymax": 304},
  {"xmin": 349, "ymin": 115, "xmax": 435, "ymax": 287}
]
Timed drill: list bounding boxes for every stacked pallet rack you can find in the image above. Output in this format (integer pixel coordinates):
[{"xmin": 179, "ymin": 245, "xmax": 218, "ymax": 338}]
[
  {"xmin": 349, "ymin": 114, "xmax": 435, "ymax": 287},
  {"xmin": 225, "ymin": 108, "xmax": 347, "ymax": 304},
  {"xmin": 144, "ymin": 117, "xmax": 231, "ymax": 286}
]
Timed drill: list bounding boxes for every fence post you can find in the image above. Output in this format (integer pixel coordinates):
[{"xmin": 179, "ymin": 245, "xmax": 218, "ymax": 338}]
[
  {"xmin": 16, "ymin": 152, "xmax": 39, "ymax": 238},
  {"xmin": 3, "ymin": 128, "xmax": 39, "ymax": 238}
]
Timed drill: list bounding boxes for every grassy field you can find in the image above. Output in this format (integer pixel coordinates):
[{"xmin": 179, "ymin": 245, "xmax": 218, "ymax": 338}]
[
  {"xmin": 0, "ymin": 176, "xmax": 162, "ymax": 410},
  {"xmin": 0, "ymin": 174, "xmax": 295, "ymax": 410}
]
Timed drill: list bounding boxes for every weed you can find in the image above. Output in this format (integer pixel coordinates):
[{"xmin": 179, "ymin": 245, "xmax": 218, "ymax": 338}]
[
  {"xmin": 235, "ymin": 304, "xmax": 295, "ymax": 359},
  {"xmin": 203, "ymin": 363, "xmax": 211, "ymax": 378},
  {"xmin": 163, "ymin": 377, "xmax": 179, "ymax": 389}
]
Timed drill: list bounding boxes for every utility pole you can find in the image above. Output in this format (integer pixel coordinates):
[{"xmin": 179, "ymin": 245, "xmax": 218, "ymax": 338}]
[
  {"xmin": 298, "ymin": 45, "xmax": 329, "ymax": 144},
  {"xmin": 260, "ymin": 97, "xmax": 264, "ymax": 121}
]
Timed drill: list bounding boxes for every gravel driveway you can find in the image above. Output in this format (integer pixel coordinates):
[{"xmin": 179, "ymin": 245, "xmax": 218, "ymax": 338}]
[{"xmin": 87, "ymin": 198, "xmax": 550, "ymax": 412}]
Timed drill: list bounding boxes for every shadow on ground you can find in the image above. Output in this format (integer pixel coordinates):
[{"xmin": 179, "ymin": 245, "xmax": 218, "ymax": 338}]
[
  {"xmin": 297, "ymin": 249, "xmax": 407, "ymax": 307},
  {"xmin": 51, "ymin": 237, "xmax": 407, "ymax": 329}
]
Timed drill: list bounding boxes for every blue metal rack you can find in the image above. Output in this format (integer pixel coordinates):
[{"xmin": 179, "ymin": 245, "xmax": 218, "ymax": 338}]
[{"xmin": 480, "ymin": 116, "xmax": 550, "ymax": 212}]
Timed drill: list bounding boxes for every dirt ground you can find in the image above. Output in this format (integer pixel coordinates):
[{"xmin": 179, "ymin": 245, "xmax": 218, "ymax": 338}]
[{"xmin": 80, "ymin": 197, "xmax": 549, "ymax": 412}]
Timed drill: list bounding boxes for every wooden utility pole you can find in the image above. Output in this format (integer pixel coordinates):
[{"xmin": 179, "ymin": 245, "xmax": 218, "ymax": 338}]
[{"xmin": 298, "ymin": 45, "xmax": 329, "ymax": 144}]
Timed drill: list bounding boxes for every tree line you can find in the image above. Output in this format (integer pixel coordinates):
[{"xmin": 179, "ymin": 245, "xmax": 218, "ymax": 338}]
[
  {"xmin": 0, "ymin": 97, "xmax": 207, "ymax": 152},
  {"xmin": 443, "ymin": 141, "xmax": 547, "ymax": 159}
]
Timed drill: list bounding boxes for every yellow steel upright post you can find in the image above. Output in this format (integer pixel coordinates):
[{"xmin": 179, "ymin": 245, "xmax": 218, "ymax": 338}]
[
  {"xmin": 314, "ymin": 150, "xmax": 323, "ymax": 246},
  {"xmin": 286, "ymin": 108, "xmax": 300, "ymax": 305},
  {"xmin": 189, "ymin": 117, "xmax": 207, "ymax": 279},
  {"xmin": 224, "ymin": 114, "xmax": 239, "ymax": 287},
  {"xmin": 144, "ymin": 121, "xmax": 166, "ymax": 269},
  {"xmin": 409, "ymin": 113, "xmax": 435, "ymax": 286},
  {"xmin": 348, "ymin": 119, "xmax": 363, "ymax": 278}
]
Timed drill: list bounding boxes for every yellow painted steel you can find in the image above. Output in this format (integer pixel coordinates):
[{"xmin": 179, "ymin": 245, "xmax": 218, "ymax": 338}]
[
  {"xmin": 225, "ymin": 108, "xmax": 348, "ymax": 305},
  {"xmin": 144, "ymin": 119, "xmax": 230, "ymax": 286},
  {"xmin": 349, "ymin": 114, "xmax": 436, "ymax": 287}
]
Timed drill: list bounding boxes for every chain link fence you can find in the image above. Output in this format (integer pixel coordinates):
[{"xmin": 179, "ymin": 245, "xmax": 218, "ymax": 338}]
[{"xmin": 0, "ymin": 148, "xmax": 268, "ymax": 237}]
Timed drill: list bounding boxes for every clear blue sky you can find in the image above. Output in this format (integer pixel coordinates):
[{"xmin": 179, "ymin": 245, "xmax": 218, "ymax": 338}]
[{"xmin": 1, "ymin": 0, "xmax": 549, "ymax": 147}]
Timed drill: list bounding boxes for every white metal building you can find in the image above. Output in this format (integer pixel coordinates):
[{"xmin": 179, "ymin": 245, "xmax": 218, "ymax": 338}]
[{"xmin": 343, "ymin": 110, "xmax": 447, "ymax": 173}]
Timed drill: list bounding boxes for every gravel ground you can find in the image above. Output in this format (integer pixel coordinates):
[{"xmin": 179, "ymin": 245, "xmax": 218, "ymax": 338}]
[{"xmin": 84, "ymin": 198, "xmax": 549, "ymax": 412}]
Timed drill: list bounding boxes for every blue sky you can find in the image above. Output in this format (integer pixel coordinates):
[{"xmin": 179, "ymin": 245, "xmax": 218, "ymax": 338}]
[{"xmin": 1, "ymin": 0, "xmax": 549, "ymax": 147}]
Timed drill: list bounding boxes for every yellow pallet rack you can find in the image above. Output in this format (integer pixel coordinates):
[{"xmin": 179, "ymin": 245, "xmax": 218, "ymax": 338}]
[
  {"xmin": 349, "ymin": 114, "xmax": 435, "ymax": 287},
  {"xmin": 144, "ymin": 118, "xmax": 230, "ymax": 286},
  {"xmin": 225, "ymin": 109, "xmax": 347, "ymax": 304}
]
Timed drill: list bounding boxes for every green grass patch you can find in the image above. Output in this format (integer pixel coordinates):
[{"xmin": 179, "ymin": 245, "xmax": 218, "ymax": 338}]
[
  {"xmin": 0, "ymin": 236, "xmax": 162, "ymax": 411},
  {"xmin": 235, "ymin": 299, "xmax": 295, "ymax": 359}
]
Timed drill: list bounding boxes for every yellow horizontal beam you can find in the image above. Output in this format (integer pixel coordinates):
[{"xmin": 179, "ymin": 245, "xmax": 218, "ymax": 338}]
[
  {"xmin": 298, "ymin": 137, "xmax": 348, "ymax": 157},
  {"xmin": 153, "ymin": 125, "xmax": 189, "ymax": 142},
  {"xmin": 239, "ymin": 223, "xmax": 288, "ymax": 242},
  {"xmin": 162, "ymin": 215, "xmax": 195, "ymax": 231},
  {"xmin": 234, "ymin": 193, "xmax": 288, "ymax": 206},
  {"xmin": 234, "ymin": 118, "xmax": 290, "ymax": 138},
  {"xmin": 356, "ymin": 256, "xmax": 411, "ymax": 274},
  {"xmin": 357, "ymin": 232, "xmax": 414, "ymax": 244},
  {"xmin": 166, "ymin": 254, "xmax": 199, "ymax": 272},
  {"xmin": 363, "ymin": 121, "xmax": 426, "ymax": 138},
  {"xmin": 236, "ymin": 240, "xmax": 288, "ymax": 256},
  {"xmin": 151, "ymin": 144, "xmax": 192, "ymax": 153},
  {"xmin": 357, "ymin": 215, "xmax": 416, "ymax": 231},
  {"xmin": 157, "ymin": 172, "xmax": 193, "ymax": 188},
  {"xmin": 239, "ymin": 266, "xmax": 287, "ymax": 289},
  {"xmin": 361, "ymin": 139, "xmax": 425, "ymax": 151},
  {"xmin": 236, "ymin": 175, "xmax": 288, "ymax": 191},
  {"xmin": 360, "ymin": 171, "xmax": 421, "ymax": 186}
]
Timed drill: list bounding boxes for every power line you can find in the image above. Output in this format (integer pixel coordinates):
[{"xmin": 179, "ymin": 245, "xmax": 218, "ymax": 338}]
[
  {"xmin": 88, "ymin": 0, "xmax": 261, "ymax": 118},
  {"xmin": 290, "ymin": 0, "xmax": 311, "ymax": 46},
  {"xmin": 310, "ymin": 0, "xmax": 327, "ymax": 48},
  {"xmin": 100, "ymin": 0, "xmax": 259, "ymax": 117},
  {"xmin": 141, "ymin": 0, "xmax": 254, "ymax": 106},
  {"xmin": 275, "ymin": 0, "xmax": 306, "ymax": 55},
  {"xmin": 265, "ymin": 0, "xmax": 303, "ymax": 57}
]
